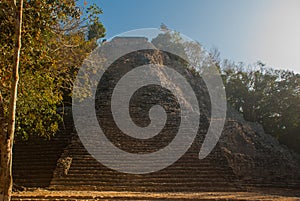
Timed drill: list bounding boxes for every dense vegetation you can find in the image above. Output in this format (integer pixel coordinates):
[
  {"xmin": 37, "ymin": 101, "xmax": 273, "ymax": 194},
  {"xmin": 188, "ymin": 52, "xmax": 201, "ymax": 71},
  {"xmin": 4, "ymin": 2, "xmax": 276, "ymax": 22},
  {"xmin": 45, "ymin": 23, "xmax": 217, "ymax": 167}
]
[
  {"xmin": 0, "ymin": 0, "xmax": 105, "ymax": 140},
  {"xmin": 222, "ymin": 62, "xmax": 300, "ymax": 153}
]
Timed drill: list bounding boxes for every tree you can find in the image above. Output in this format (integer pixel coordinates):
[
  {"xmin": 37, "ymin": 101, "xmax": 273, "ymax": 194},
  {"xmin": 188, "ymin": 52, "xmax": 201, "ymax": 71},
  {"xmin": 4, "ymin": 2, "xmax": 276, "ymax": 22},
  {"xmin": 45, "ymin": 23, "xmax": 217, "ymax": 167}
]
[
  {"xmin": 0, "ymin": 0, "xmax": 105, "ymax": 138},
  {"xmin": 222, "ymin": 62, "xmax": 300, "ymax": 153},
  {"xmin": 0, "ymin": 0, "xmax": 105, "ymax": 200},
  {"xmin": 88, "ymin": 21, "xmax": 105, "ymax": 41},
  {"xmin": 0, "ymin": 0, "xmax": 23, "ymax": 199}
]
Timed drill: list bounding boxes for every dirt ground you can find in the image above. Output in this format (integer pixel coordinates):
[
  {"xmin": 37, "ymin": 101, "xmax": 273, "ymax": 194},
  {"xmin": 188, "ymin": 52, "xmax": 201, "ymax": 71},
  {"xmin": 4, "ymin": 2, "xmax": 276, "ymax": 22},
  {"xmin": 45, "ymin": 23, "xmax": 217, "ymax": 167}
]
[{"xmin": 12, "ymin": 188, "xmax": 300, "ymax": 201}]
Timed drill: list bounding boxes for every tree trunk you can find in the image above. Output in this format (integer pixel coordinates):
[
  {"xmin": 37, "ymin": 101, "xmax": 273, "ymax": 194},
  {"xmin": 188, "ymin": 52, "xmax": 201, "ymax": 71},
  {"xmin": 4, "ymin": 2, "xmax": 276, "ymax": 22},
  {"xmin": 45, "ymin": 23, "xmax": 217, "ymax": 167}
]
[{"xmin": 0, "ymin": 0, "xmax": 23, "ymax": 200}]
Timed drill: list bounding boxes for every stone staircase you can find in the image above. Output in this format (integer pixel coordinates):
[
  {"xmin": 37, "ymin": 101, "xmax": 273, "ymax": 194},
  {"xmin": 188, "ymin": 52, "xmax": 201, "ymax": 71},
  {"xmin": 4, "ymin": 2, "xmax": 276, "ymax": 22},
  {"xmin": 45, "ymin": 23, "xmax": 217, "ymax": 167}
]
[
  {"xmin": 48, "ymin": 134, "xmax": 239, "ymax": 192},
  {"xmin": 12, "ymin": 110, "xmax": 240, "ymax": 192}
]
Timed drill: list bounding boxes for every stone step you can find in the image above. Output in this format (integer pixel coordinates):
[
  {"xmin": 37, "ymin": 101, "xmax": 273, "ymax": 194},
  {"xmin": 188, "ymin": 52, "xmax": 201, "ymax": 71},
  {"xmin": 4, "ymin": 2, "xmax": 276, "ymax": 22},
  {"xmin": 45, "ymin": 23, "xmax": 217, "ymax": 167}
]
[
  {"xmin": 49, "ymin": 182, "xmax": 236, "ymax": 190},
  {"xmin": 60, "ymin": 172, "xmax": 226, "ymax": 178},
  {"xmin": 51, "ymin": 176, "xmax": 231, "ymax": 183},
  {"xmin": 66, "ymin": 166, "xmax": 229, "ymax": 172}
]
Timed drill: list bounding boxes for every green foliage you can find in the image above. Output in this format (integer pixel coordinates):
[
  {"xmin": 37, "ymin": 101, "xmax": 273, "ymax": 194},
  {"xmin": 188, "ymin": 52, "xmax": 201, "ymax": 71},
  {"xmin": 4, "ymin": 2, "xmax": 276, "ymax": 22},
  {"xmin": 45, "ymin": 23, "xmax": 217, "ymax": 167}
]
[
  {"xmin": 0, "ymin": 0, "xmax": 105, "ymax": 139},
  {"xmin": 88, "ymin": 21, "xmax": 106, "ymax": 40},
  {"xmin": 223, "ymin": 62, "xmax": 300, "ymax": 153}
]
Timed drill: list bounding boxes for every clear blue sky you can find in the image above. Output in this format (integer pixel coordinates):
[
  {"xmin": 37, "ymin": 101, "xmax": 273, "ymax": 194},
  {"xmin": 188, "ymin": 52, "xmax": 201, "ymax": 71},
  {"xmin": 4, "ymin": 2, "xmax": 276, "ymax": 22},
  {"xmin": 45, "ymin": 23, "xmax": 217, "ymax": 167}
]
[{"xmin": 79, "ymin": 0, "xmax": 300, "ymax": 73}]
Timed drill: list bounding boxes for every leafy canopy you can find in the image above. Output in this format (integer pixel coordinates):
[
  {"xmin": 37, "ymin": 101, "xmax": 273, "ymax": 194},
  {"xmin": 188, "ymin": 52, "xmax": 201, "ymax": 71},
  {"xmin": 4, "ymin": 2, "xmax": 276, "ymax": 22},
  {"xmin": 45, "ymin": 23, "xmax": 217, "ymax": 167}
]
[{"xmin": 0, "ymin": 0, "xmax": 106, "ymax": 139}]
